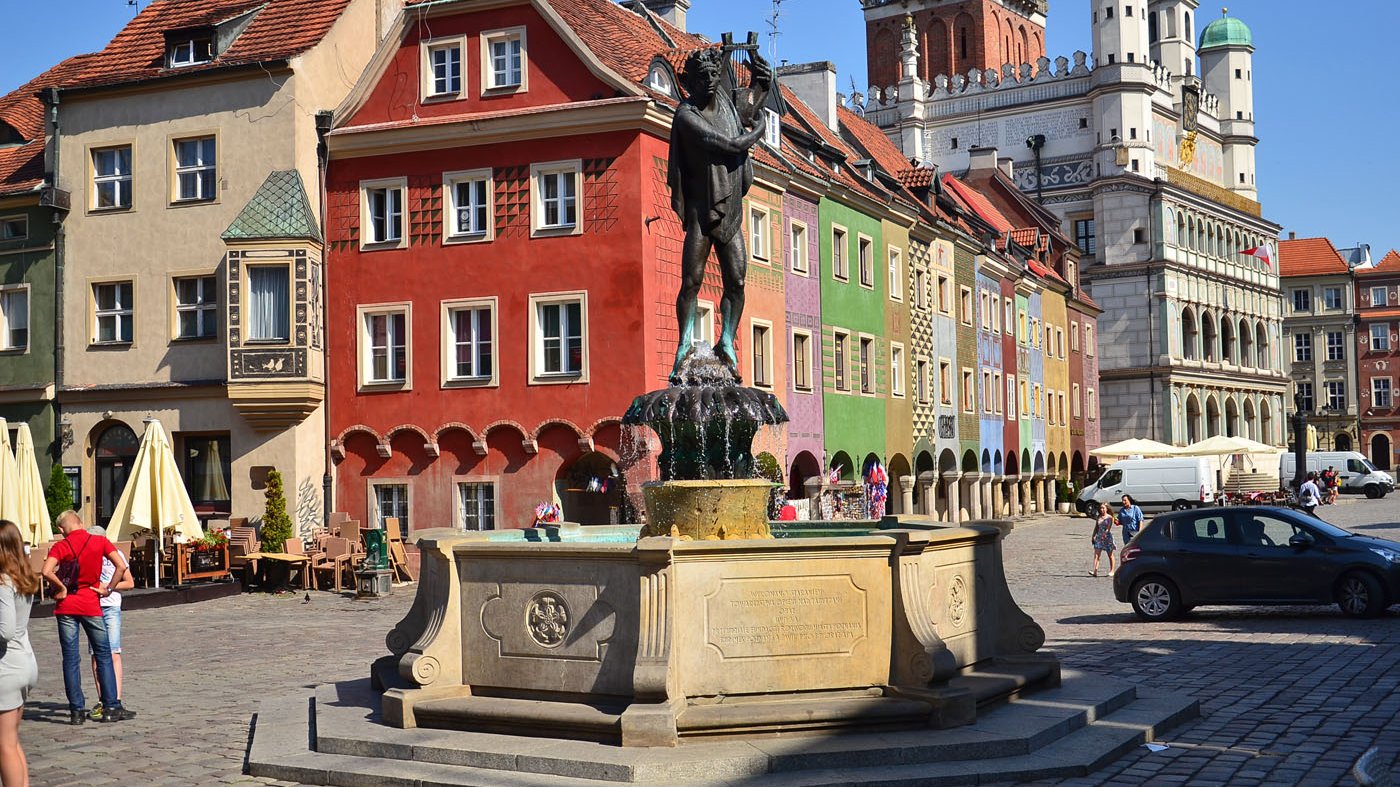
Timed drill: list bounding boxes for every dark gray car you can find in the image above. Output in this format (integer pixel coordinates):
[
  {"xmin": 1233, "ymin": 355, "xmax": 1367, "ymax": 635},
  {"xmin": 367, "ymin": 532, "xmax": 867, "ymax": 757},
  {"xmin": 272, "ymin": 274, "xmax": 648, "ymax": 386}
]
[{"xmin": 1113, "ymin": 506, "xmax": 1400, "ymax": 620}]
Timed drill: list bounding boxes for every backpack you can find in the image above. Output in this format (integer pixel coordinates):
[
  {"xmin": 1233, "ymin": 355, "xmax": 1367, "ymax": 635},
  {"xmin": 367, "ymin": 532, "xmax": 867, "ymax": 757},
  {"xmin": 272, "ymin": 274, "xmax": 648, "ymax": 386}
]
[{"xmin": 54, "ymin": 534, "xmax": 96, "ymax": 595}]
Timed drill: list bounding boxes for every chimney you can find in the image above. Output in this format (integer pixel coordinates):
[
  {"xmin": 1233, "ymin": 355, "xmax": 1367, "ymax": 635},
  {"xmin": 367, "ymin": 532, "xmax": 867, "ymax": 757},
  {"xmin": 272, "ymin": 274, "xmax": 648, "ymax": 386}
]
[
  {"xmin": 778, "ymin": 61, "xmax": 838, "ymax": 132},
  {"xmin": 997, "ymin": 156, "xmax": 1015, "ymax": 179},
  {"xmin": 1288, "ymin": 231, "xmax": 1296, "ymax": 240},
  {"xmin": 968, "ymin": 146, "xmax": 999, "ymax": 172},
  {"xmin": 640, "ymin": 0, "xmax": 690, "ymax": 32}
]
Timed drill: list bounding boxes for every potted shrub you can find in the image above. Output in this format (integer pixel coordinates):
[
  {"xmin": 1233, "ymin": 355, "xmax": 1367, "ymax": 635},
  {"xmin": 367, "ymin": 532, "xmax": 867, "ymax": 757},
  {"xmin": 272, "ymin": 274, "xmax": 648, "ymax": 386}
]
[{"xmin": 1055, "ymin": 480, "xmax": 1074, "ymax": 515}]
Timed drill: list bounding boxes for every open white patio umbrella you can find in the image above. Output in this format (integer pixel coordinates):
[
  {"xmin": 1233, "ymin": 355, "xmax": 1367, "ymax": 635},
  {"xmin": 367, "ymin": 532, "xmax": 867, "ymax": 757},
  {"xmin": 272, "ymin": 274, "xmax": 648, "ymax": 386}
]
[
  {"xmin": 12, "ymin": 424, "xmax": 50, "ymax": 546},
  {"xmin": 0, "ymin": 419, "xmax": 20, "ymax": 527},
  {"xmin": 1089, "ymin": 438, "xmax": 1179, "ymax": 458},
  {"xmin": 106, "ymin": 419, "xmax": 203, "ymax": 588},
  {"xmin": 1175, "ymin": 435, "xmax": 1279, "ymax": 456}
]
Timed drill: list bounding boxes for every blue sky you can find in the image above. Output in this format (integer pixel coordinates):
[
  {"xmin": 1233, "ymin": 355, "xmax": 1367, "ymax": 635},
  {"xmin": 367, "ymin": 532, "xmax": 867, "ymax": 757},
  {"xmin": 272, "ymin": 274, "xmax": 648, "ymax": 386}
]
[{"xmin": 3, "ymin": 0, "xmax": 1395, "ymax": 255}]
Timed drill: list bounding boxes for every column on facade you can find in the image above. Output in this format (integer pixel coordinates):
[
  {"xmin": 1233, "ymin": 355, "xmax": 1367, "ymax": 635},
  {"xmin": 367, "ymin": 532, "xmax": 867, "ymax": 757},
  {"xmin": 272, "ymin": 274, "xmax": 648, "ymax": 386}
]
[
  {"xmin": 899, "ymin": 475, "xmax": 915, "ymax": 518},
  {"xmin": 982, "ymin": 477, "xmax": 996, "ymax": 519},
  {"xmin": 1039, "ymin": 474, "xmax": 1052, "ymax": 514},
  {"xmin": 962, "ymin": 473, "xmax": 982, "ymax": 520},
  {"xmin": 1004, "ymin": 475, "xmax": 1021, "ymax": 518},
  {"xmin": 942, "ymin": 471, "xmax": 960, "ymax": 523},
  {"xmin": 1020, "ymin": 476, "xmax": 1034, "ymax": 515}
]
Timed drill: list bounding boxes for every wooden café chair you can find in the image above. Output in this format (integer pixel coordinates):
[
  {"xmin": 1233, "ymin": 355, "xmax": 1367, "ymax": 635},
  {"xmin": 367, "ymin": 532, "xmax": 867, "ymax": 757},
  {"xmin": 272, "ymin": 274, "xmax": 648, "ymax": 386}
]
[{"xmin": 312, "ymin": 537, "xmax": 355, "ymax": 593}]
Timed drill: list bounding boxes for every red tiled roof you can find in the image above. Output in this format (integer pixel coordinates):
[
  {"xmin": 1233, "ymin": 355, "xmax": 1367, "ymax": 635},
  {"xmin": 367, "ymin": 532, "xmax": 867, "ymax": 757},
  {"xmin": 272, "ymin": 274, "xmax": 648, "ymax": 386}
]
[
  {"xmin": 548, "ymin": 0, "xmax": 707, "ymax": 88},
  {"xmin": 0, "ymin": 55, "xmax": 98, "ymax": 196},
  {"xmin": 899, "ymin": 167, "xmax": 935, "ymax": 188},
  {"xmin": 942, "ymin": 173, "xmax": 1013, "ymax": 233},
  {"xmin": 1357, "ymin": 250, "xmax": 1400, "ymax": 277},
  {"xmin": 1278, "ymin": 237, "xmax": 1348, "ymax": 277},
  {"xmin": 59, "ymin": 0, "xmax": 352, "ymax": 92}
]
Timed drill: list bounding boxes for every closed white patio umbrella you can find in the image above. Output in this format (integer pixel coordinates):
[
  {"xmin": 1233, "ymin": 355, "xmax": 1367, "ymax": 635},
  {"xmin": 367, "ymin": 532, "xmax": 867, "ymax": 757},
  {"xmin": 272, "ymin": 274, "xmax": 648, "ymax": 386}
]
[
  {"xmin": 106, "ymin": 419, "xmax": 204, "ymax": 587},
  {"xmin": 1175, "ymin": 435, "xmax": 1279, "ymax": 456},
  {"xmin": 12, "ymin": 424, "xmax": 50, "ymax": 546},
  {"xmin": 0, "ymin": 419, "xmax": 20, "ymax": 527}
]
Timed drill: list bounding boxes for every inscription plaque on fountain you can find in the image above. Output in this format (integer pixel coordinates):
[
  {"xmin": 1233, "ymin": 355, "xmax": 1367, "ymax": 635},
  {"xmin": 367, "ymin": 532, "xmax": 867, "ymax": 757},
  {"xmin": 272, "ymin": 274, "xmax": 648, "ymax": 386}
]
[{"xmin": 705, "ymin": 575, "xmax": 868, "ymax": 659}]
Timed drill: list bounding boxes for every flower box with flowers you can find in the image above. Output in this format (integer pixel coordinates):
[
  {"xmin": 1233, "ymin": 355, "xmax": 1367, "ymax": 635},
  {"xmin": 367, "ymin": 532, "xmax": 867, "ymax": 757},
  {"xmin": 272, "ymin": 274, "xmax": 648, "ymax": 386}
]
[{"xmin": 186, "ymin": 531, "xmax": 229, "ymax": 574}]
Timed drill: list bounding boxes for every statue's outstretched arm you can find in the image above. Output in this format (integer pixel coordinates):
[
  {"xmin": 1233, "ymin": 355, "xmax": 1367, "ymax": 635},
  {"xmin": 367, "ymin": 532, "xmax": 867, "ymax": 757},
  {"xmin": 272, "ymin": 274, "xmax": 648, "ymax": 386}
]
[{"xmin": 675, "ymin": 108, "xmax": 764, "ymax": 155}]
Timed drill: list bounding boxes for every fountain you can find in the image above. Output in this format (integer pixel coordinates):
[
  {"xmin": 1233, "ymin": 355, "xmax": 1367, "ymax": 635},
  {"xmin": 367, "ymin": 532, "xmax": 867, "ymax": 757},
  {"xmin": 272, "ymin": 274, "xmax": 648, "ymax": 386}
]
[{"xmin": 246, "ymin": 30, "xmax": 1196, "ymax": 786}]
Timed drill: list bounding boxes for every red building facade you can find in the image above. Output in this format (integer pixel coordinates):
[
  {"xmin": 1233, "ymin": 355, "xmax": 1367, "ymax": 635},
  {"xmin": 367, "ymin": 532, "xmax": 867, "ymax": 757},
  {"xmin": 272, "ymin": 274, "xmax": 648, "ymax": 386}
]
[
  {"xmin": 324, "ymin": 0, "xmax": 714, "ymax": 533},
  {"xmin": 1357, "ymin": 251, "xmax": 1400, "ymax": 471}
]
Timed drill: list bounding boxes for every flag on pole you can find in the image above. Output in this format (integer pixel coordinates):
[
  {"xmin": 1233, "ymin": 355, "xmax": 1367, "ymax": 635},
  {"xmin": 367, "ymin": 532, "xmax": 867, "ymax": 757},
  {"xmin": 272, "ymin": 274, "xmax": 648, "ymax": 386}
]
[{"xmin": 1240, "ymin": 245, "xmax": 1272, "ymax": 267}]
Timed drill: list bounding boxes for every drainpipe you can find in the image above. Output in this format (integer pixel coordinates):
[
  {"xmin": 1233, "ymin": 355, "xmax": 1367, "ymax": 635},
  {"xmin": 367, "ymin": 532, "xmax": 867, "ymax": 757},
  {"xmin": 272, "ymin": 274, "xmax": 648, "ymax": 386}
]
[
  {"xmin": 1147, "ymin": 178, "xmax": 1163, "ymax": 442},
  {"xmin": 44, "ymin": 87, "xmax": 64, "ymax": 465},
  {"xmin": 316, "ymin": 110, "xmax": 334, "ymax": 528}
]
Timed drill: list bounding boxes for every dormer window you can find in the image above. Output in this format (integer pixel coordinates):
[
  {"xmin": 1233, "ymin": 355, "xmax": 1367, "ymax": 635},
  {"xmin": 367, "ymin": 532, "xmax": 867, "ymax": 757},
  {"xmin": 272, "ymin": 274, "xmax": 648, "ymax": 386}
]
[
  {"xmin": 762, "ymin": 108, "xmax": 780, "ymax": 148},
  {"xmin": 647, "ymin": 62, "xmax": 676, "ymax": 98},
  {"xmin": 167, "ymin": 31, "xmax": 215, "ymax": 68}
]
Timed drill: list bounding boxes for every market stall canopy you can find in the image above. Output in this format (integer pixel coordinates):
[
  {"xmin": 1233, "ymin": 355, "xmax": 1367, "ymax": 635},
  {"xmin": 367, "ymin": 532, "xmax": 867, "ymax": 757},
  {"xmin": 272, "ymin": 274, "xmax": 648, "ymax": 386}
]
[
  {"xmin": 106, "ymin": 419, "xmax": 204, "ymax": 545},
  {"xmin": 1089, "ymin": 439, "xmax": 1179, "ymax": 458},
  {"xmin": 1175, "ymin": 435, "xmax": 1280, "ymax": 456},
  {"xmin": 12, "ymin": 424, "xmax": 50, "ymax": 546},
  {"xmin": 0, "ymin": 419, "xmax": 20, "ymax": 527}
]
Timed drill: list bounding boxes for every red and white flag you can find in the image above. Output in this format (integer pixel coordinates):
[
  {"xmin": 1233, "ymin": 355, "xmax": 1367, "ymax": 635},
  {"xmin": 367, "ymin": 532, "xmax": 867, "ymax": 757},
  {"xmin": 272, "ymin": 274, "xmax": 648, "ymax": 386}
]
[{"xmin": 1240, "ymin": 245, "xmax": 1272, "ymax": 267}]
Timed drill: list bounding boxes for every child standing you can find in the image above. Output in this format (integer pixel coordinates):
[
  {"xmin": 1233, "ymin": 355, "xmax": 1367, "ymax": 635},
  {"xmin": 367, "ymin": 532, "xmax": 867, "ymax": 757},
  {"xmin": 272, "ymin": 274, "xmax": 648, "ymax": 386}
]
[{"xmin": 1091, "ymin": 503, "xmax": 1116, "ymax": 577}]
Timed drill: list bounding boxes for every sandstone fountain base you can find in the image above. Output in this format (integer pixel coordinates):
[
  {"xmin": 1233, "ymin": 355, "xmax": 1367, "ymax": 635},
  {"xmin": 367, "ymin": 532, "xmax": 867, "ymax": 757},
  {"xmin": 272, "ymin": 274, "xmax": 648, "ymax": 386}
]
[
  {"xmin": 640, "ymin": 479, "xmax": 774, "ymax": 540},
  {"xmin": 376, "ymin": 520, "xmax": 1056, "ymax": 748}
]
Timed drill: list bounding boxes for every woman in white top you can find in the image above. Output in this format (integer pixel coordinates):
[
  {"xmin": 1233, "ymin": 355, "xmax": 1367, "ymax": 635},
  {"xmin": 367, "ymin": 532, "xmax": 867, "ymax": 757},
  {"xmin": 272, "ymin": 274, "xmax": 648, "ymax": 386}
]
[{"xmin": 0, "ymin": 519, "xmax": 39, "ymax": 786}]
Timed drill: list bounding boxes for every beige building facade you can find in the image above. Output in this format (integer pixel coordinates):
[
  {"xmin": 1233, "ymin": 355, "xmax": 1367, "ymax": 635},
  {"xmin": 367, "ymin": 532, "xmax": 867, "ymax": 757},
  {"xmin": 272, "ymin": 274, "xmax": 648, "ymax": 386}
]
[{"xmin": 51, "ymin": 0, "xmax": 380, "ymax": 531}]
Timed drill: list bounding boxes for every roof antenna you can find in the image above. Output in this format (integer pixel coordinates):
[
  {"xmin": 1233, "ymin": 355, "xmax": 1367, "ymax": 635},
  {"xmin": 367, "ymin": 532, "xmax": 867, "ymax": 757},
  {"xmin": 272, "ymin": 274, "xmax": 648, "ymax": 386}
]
[{"xmin": 767, "ymin": 0, "xmax": 784, "ymax": 63}]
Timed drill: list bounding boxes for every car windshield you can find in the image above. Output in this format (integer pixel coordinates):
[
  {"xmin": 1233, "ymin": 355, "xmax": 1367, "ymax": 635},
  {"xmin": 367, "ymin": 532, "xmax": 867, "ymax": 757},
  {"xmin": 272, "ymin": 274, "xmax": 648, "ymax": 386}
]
[
  {"xmin": 1099, "ymin": 469, "xmax": 1122, "ymax": 487},
  {"xmin": 1300, "ymin": 516, "xmax": 1358, "ymax": 539}
]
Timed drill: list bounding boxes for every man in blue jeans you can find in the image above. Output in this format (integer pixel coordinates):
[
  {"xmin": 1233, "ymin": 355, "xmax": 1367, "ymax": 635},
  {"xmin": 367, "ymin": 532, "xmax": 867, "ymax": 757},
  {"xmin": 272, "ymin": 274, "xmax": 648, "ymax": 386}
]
[{"xmin": 40, "ymin": 511, "xmax": 135, "ymax": 725}]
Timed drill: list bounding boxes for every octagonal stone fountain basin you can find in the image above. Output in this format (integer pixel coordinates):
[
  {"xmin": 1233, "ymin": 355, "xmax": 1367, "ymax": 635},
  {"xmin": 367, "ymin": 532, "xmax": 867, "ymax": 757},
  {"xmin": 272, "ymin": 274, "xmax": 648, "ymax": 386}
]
[{"xmin": 377, "ymin": 519, "xmax": 1053, "ymax": 748}]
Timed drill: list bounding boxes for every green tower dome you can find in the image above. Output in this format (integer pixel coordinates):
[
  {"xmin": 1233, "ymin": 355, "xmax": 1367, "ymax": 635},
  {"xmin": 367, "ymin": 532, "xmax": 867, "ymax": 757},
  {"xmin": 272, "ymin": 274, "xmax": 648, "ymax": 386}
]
[{"xmin": 1199, "ymin": 11, "xmax": 1253, "ymax": 50}]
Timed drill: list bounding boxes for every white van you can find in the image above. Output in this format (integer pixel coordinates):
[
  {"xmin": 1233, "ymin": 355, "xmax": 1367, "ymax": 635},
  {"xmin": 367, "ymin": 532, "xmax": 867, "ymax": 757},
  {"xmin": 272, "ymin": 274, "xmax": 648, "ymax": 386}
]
[
  {"xmin": 1077, "ymin": 457, "xmax": 1214, "ymax": 514},
  {"xmin": 1279, "ymin": 452, "xmax": 1394, "ymax": 499}
]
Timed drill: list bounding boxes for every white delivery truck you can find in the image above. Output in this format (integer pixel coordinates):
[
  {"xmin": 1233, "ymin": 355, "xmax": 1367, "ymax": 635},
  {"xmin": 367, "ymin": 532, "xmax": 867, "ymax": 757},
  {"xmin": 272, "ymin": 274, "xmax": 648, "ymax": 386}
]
[
  {"xmin": 1279, "ymin": 452, "xmax": 1394, "ymax": 499},
  {"xmin": 1077, "ymin": 457, "xmax": 1215, "ymax": 514}
]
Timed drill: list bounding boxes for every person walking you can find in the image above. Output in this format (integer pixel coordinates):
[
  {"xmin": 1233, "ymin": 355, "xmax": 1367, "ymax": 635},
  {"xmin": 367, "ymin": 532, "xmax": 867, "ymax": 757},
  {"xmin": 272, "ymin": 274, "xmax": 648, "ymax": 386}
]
[
  {"xmin": 39, "ymin": 511, "xmax": 134, "ymax": 725},
  {"xmin": 1116, "ymin": 494, "xmax": 1144, "ymax": 543},
  {"xmin": 0, "ymin": 520, "xmax": 39, "ymax": 787},
  {"xmin": 86, "ymin": 525, "xmax": 133, "ymax": 721},
  {"xmin": 1091, "ymin": 503, "xmax": 1116, "ymax": 577},
  {"xmin": 1298, "ymin": 472, "xmax": 1323, "ymax": 520},
  {"xmin": 1324, "ymin": 466, "xmax": 1339, "ymax": 505}
]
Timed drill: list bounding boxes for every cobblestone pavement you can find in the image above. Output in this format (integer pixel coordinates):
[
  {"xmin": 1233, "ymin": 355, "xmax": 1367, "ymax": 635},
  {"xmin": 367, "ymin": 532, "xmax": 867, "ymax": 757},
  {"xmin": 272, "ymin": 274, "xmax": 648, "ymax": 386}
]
[{"xmin": 18, "ymin": 496, "xmax": 1400, "ymax": 785}]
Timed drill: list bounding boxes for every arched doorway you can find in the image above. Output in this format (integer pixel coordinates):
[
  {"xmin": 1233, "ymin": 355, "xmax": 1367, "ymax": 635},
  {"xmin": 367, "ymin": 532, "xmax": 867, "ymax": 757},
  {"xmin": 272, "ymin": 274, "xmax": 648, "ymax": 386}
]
[
  {"xmin": 788, "ymin": 451, "xmax": 820, "ymax": 499},
  {"xmin": 887, "ymin": 454, "xmax": 912, "ymax": 514},
  {"xmin": 829, "ymin": 451, "xmax": 855, "ymax": 482},
  {"xmin": 1205, "ymin": 395, "xmax": 1221, "ymax": 437},
  {"xmin": 559, "ymin": 452, "xmax": 623, "ymax": 525},
  {"xmin": 94, "ymin": 422, "xmax": 140, "ymax": 527},
  {"xmin": 1335, "ymin": 433, "xmax": 1353, "ymax": 452},
  {"xmin": 1371, "ymin": 433, "xmax": 1392, "ymax": 471},
  {"xmin": 1186, "ymin": 394, "xmax": 1202, "ymax": 443},
  {"xmin": 1225, "ymin": 397, "xmax": 1239, "ymax": 437},
  {"xmin": 1243, "ymin": 398, "xmax": 1257, "ymax": 441},
  {"xmin": 914, "ymin": 451, "xmax": 935, "ymax": 514},
  {"xmin": 1260, "ymin": 399, "xmax": 1274, "ymax": 445}
]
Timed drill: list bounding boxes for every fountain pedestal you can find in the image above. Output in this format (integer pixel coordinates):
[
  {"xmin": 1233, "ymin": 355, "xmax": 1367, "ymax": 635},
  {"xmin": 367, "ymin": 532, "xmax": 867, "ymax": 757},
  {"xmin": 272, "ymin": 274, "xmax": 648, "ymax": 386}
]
[{"xmin": 640, "ymin": 478, "xmax": 773, "ymax": 540}]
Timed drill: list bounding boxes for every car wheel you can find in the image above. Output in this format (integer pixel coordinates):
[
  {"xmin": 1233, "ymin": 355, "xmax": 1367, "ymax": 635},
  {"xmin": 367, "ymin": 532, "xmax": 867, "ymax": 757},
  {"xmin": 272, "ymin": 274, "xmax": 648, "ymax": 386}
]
[
  {"xmin": 1130, "ymin": 577, "xmax": 1183, "ymax": 621},
  {"xmin": 1076, "ymin": 500, "xmax": 1091, "ymax": 516},
  {"xmin": 1171, "ymin": 499, "xmax": 1190, "ymax": 511},
  {"xmin": 1337, "ymin": 572, "xmax": 1386, "ymax": 618},
  {"xmin": 1365, "ymin": 484, "xmax": 1382, "ymax": 500}
]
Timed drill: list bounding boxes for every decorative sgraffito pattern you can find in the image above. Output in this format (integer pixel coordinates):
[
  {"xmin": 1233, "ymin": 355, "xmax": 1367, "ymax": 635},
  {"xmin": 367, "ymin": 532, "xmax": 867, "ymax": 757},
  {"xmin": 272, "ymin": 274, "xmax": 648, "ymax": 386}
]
[
  {"xmin": 495, "ymin": 166, "xmax": 531, "ymax": 239},
  {"xmin": 583, "ymin": 157, "xmax": 619, "ymax": 234}
]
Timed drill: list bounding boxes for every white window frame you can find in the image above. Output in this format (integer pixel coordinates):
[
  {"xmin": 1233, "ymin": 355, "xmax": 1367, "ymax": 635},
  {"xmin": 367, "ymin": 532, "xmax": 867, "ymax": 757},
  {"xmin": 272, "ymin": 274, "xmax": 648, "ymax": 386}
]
[
  {"xmin": 1326, "ymin": 381, "xmax": 1346, "ymax": 411},
  {"xmin": 172, "ymin": 135, "xmax": 216, "ymax": 203},
  {"xmin": 831, "ymin": 225, "xmax": 849, "ymax": 281},
  {"xmin": 1371, "ymin": 323, "xmax": 1390, "ymax": 353},
  {"xmin": 357, "ymin": 303, "xmax": 412, "ymax": 390},
  {"xmin": 792, "ymin": 328, "xmax": 813, "ymax": 392},
  {"xmin": 693, "ymin": 300, "xmax": 715, "ymax": 348},
  {"xmin": 441, "ymin": 297, "xmax": 497, "ymax": 387},
  {"xmin": 0, "ymin": 285, "xmax": 29, "ymax": 352},
  {"xmin": 961, "ymin": 368, "xmax": 975, "ymax": 413},
  {"xmin": 789, "ymin": 220, "xmax": 808, "ymax": 274},
  {"xmin": 530, "ymin": 160, "xmax": 581, "ymax": 237},
  {"xmin": 1087, "ymin": 388, "xmax": 1098, "ymax": 420},
  {"xmin": 1323, "ymin": 287, "xmax": 1343, "ymax": 311},
  {"xmin": 939, "ymin": 358, "xmax": 953, "ymax": 406},
  {"xmin": 528, "ymin": 291, "xmax": 588, "ymax": 384},
  {"xmin": 457, "ymin": 480, "xmax": 498, "ymax": 531},
  {"xmin": 0, "ymin": 215, "xmax": 26, "ymax": 241},
  {"xmin": 748, "ymin": 203, "xmax": 770, "ymax": 262},
  {"xmin": 1291, "ymin": 288, "xmax": 1311, "ymax": 313},
  {"xmin": 1058, "ymin": 391, "xmax": 1067, "ymax": 425},
  {"xmin": 937, "ymin": 275, "xmax": 951, "ymax": 315},
  {"xmin": 982, "ymin": 369, "xmax": 993, "ymax": 413},
  {"xmin": 751, "ymin": 319, "xmax": 774, "ymax": 388},
  {"xmin": 92, "ymin": 280, "xmax": 135, "ymax": 345},
  {"xmin": 1071, "ymin": 321, "xmax": 1080, "ymax": 352},
  {"xmin": 834, "ymin": 330, "xmax": 850, "ymax": 391},
  {"xmin": 91, "ymin": 145, "xmax": 133, "ymax": 211},
  {"xmin": 1296, "ymin": 381, "xmax": 1314, "ymax": 411},
  {"xmin": 168, "ymin": 35, "xmax": 213, "ymax": 67},
  {"xmin": 1073, "ymin": 382, "xmax": 1082, "ymax": 418},
  {"xmin": 890, "ymin": 342, "xmax": 905, "ymax": 397},
  {"xmin": 245, "ymin": 264, "xmax": 292, "ymax": 343},
  {"xmin": 171, "ymin": 273, "xmax": 218, "ymax": 341},
  {"xmin": 1326, "ymin": 331, "xmax": 1345, "ymax": 362},
  {"xmin": 991, "ymin": 295, "xmax": 1001, "ymax": 334},
  {"xmin": 1373, "ymin": 377, "xmax": 1393, "ymax": 409},
  {"xmin": 360, "ymin": 177, "xmax": 407, "ymax": 249},
  {"xmin": 959, "ymin": 286, "xmax": 973, "ymax": 325},
  {"xmin": 992, "ymin": 370, "xmax": 1002, "ymax": 415},
  {"xmin": 443, "ymin": 168, "xmax": 493, "ymax": 242},
  {"xmin": 913, "ymin": 269, "xmax": 927, "ymax": 310},
  {"xmin": 857, "ymin": 234, "xmax": 874, "ymax": 289},
  {"xmin": 480, "ymin": 27, "xmax": 528, "ymax": 93},
  {"xmin": 1006, "ymin": 374, "xmax": 1017, "ymax": 422},
  {"xmin": 1371, "ymin": 286, "xmax": 1388, "ymax": 307},
  {"xmin": 1085, "ymin": 324, "xmax": 1095, "ymax": 356},
  {"xmin": 421, "ymin": 35, "xmax": 467, "ymax": 100},
  {"xmin": 762, "ymin": 108, "xmax": 780, "ymax": 148},
  {"xmin": 916, "ymin": 358, "xmax": 929, "ymax": 404},
  {"xmin": 859, "ymin": 335, "xmax": 875, "ymax": 394},
  {"xmin": 887, "ymin": 246, "xmax": 903, "ymax": 302},
  {"xmin": 370, "ymin": 481, "xmax": 412, "ymax": 540}
]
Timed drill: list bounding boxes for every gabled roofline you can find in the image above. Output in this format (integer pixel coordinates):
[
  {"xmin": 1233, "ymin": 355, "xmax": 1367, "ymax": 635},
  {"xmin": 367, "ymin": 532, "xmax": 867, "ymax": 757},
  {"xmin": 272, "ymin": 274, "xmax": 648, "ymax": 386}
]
[{"xmin": 336, "ymin": 0, "xmax": 644, "ymax": 127}]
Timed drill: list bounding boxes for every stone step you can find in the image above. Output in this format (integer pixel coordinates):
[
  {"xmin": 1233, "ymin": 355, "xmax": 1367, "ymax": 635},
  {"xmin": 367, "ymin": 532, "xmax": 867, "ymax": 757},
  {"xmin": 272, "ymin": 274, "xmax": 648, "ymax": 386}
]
[{"xmin": 250, "ymin": 670, "xmax": 1197, "ymax": 786}]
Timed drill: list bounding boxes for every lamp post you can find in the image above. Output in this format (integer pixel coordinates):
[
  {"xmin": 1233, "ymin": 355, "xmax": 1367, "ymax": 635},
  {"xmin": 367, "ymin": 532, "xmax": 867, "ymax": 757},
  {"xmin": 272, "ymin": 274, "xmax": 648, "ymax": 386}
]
[{"xmin": 1290, "ymin": 392, "xmax": 1308, "ymax": 491}]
